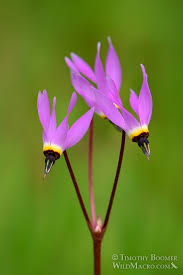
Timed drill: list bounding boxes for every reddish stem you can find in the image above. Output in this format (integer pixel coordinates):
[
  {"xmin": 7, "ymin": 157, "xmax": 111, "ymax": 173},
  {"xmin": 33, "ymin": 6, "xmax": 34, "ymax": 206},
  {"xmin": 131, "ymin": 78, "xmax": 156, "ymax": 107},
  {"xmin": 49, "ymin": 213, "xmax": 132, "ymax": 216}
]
[
  {"xmin": 64, "ymin": 129, "xmax": 126, "ymax": 275},
  {"xmin": 93, "ymin": 237, "xmax": 102, "ymax": 275},
  {"xmin": 103, "ymin": 130, "xmax": 126, "ymax": 230},
  {"xmin": 88, "ymin": 118, "xmax": 96, "ymax": 228},
  {"xmin": 63, "ymin": 151, "xmax": 92, "ymax": 232}
]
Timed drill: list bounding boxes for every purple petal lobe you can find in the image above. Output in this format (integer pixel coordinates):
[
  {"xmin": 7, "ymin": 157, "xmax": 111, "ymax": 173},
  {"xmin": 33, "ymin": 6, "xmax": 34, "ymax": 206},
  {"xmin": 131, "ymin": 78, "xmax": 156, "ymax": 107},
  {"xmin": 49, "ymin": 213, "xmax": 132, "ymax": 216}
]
[
  {"xmin": 63, "ymin": 108, "xmax": 94, "ymax": 150},
  {"xmin": 52, "ymin": 93, "xmax": 77, "ymax": 147},
  {"xmin": 37, "ymin": 90, "xmax": 50, "ymax": 132},
  {"xmin": 106, "ymin": 76, "xmax": 122, "ymax": 109},
  {"xmin": 94, "ymin": 91, "xmax": 126, "ymax": 131},
  {"xmin": 53, "ymin": 115, "xmax": 69, "ymax": 147},
  {"xmin": 138, "ymin": 64, "xmax": 152, "ymax": 126},
  {"xmin": 71, "ymin": 53, "xmax": 96, "ymax": 83},
  {"xmin": 53, "ymin": 92, "xmax": 77, "ymax": 148},
  {"xmin": 105, "ymin": 37, "xmax": 122, "ymax": 92},
  {"xmin": 47, "ymin": 97, "xmax": 57, "ymax": 140},
  {"xmin": 94, "ymin": 42, "xmax": 107, "ymax": 93},
  {"xmin": 67, "ymin": 92, "xmax": 77, "ymax": 115},
  {"xmin": 42, "ymin": 130, "xmax": 48, "ymax": 144},
  {"xmin": 70, "ymin": 70, "xmax": 96, "ymax": 108},
  {"xmin": 129, "ymin": 89, "xmax": 139, "ymax": 116},
  {"xmin": 120, "ymin": 106, "xmax": 140, "ymax": 132},
  {"xmin": 65, "ymin": 57, "xmax": 79, "ymax": 72}
]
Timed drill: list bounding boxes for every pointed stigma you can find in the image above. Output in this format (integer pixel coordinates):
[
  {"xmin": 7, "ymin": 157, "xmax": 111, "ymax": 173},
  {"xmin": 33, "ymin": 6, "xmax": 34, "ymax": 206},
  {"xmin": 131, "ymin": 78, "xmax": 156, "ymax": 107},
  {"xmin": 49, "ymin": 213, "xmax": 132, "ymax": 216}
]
[
  {"xmin": 45, "ymin": 154, "xmax": 56, "ymax": 175},
  {"xmin": 43, "ymin": 149, "xmax": 61, "ymax": 176},
  {"xmin": 137, "ymin": 136, "xmax": 150, "ymax": 159},
  {"xmin": 43, "ymin": 146, "xmax": 61, "ymax": 176},
  {"xmin": 132, "ymin": 132, "xmax": 150, "ymax": 159}
]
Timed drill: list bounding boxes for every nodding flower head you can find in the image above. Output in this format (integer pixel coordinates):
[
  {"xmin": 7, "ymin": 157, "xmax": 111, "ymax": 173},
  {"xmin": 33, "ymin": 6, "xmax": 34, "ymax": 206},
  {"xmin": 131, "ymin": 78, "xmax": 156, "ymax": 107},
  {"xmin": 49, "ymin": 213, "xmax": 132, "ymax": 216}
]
[
  {"xmin": 37, "ymin": 91, "xmax": 94, "ymax": 176},
  {"xmin": 94, "ymin": 64, "xmax": 153, "ymax": 159},
  {"xmin": 65, "ymin": 37, "xmax": 123, "ymax": 117}
]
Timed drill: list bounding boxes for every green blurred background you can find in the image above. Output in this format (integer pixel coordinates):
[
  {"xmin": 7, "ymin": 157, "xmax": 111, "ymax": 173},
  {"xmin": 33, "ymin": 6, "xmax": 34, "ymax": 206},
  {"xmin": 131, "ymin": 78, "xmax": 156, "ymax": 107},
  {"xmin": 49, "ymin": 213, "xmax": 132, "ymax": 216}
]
[{"xmin": 0, "ymin": 0, "xmax": 183, "ymax": 274}]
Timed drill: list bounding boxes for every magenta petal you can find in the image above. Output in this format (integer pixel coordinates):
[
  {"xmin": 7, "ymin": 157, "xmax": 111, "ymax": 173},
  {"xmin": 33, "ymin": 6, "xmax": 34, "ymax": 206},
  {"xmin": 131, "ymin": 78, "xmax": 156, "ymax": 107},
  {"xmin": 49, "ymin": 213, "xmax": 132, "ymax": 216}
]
[
  {"xmin": 71, "ymin": 53, "xmax": 96, "ymax": 83},
  {"xmin": 71, "ymin": 70, "xmax": 96, "ymax": 108},
  {"xmin": 37, "ymin": 90, "xmax": 50, "ymax": 132},
  {"xmin": 94, "ymin": 91, "xmax": 126, "ymax": 130},
  {"xmin": 42, "ymin": 130, "xmax": 48, "ymax": 144},
  {"xmin": 52, "ymin": 93, "xmax": 77, "ymax": 147},
  {"xmin": 65, "ymin": 57, "xmax": 79, "ymax": 73},
  {"xmin": 67, "ymin": 92, "xmax": 77, "ymax": 115},
  {"xmin": 121, "ymin": 106, "xmax": 140, "ymax": 131},
  {"xmin": 129, "ymin": 89, "xmax": 139, "ymax": 116},
  {"xmin": 106, "ymin": 76, "xmax": 122, "ymax": 109},
  {"xmin": 105, "ymin": 37, "xmax": 122, "ymax": 93},
  {"xmin": 63, "ymin": 108, "xmax": 94, "ymax": 150},
  {"xmin": 138, "ymin": 64, "xmax": 152, "ymax": 126},
  {"xmin": 94, "ymin": 42, "xmax": 107, "ymax": 93},
  {"xmin": 53, "ymin": 115, "xmax": 69, "ymax": 147},
  {"xmin": 47, "ymin": 97, "xmax": 57, "ymax": 140}
]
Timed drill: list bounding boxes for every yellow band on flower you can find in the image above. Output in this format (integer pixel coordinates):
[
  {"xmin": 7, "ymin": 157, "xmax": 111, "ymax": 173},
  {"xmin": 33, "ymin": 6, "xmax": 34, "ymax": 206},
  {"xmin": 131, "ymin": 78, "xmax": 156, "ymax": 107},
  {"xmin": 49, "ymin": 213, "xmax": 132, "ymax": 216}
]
[
  {"xmin": 100, "ymin": 103, "xmax": 120, "ymax": 120},
  {"xmin": 113, "ymin": 103, "xmax": 120, "ymax": 110},
  {"xmin": 43, "ymin": 143, "xmax": 62, "ymax": 156},
  {"xmin": 128, "ymin": 125, "xmax": 149, "ymax": 140},
  {"xmin": 100, "ymin": 112, "xmax": 107, "ymax": 119}
]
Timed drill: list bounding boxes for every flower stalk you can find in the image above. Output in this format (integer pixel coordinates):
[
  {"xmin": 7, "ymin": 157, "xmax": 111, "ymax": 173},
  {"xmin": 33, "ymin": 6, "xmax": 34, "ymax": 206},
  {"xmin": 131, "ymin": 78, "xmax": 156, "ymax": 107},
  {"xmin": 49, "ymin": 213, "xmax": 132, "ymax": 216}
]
[
  {"xmin": 88, "ymin": 118, "xmax": 96, "ymax": 228},
  {"xmin": 64, "ymin": 129, "xmax": 126, "ymax": 275},
  {"xmin": 103, "ymin": 130, "xmax": 126, "ymax": 230},
  {"xmin": 93, "ymin": 237, "xmax": 102, "ymax": 275},
  {"xmin": 63, "ymin": 151, "xmax": 92, "ymax": 233}
]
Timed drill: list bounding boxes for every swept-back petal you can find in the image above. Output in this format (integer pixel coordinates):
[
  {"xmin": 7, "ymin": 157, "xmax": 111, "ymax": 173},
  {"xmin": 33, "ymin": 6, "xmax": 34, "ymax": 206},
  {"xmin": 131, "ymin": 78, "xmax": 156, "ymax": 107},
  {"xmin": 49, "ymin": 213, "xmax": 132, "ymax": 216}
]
[
  {"xmin": 71, "ymin": 53, "xmax": 96, "ymax": 83},
  {"xmin": 138, "ymin": 64, "xmax": 152, "ymax": 126},
  {"xmin": 105, "ymin": 37, "xmax": 122, "ymax": 92},
  {"xmin": 37, "ymin": 90, "xmax": 50, "ymax": 131},
  {"xmin": 42, "ymin": 130, "xmax": 48, "ymax": 144},
  {"xmin": 94, "ymin": 91, "xmax": 126, "ymax": 131},
  {"xmin": 63, "ymin": 108, "xmax": 94, "ymax": 150},
  {"xmin": 65, "ymin": 57, "xmax": 79, "ymax": 72},
  {"xmin": 52, "ymin": 93, "xmax": 77, "ymax": 147},
  {"xmin": 67, "ymin": 92, "xmax": 77, "ymax": 115},
  {"xmin": 94, "ymin": 42, "xmax": 107, "ymax": 93},
  {"xmin": 53, "ymin": 115, "xmax": 68, "ymax": 148},
  {"xmin": 129, "ymin": 89, "xmax": 139, "ymax": 116},
  {"xmin": 70, "ymin": 70, "xmax": 96, "ymax": 108},
  {"xmin": 106, "ymin": 76, "xmax": 122, "ymax": 109},
  {"xmin": 47, "ymin": 97, "xmax": 57, "ymax": 140},
  {"xmin": 120, "ymin": 106, "xmax": 140, "ymax": 132}
]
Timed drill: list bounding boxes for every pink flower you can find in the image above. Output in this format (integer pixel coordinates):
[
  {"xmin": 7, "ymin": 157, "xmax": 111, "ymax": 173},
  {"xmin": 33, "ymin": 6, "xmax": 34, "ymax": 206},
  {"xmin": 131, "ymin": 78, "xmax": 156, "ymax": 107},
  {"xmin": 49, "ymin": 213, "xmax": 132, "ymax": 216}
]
[
  {"xmin": 37, "ymin": 91, "xmax": 94, "ymax": 174},
  {"xmin": 65, "ymin": 39, "xmax": 152, "ymax": 158}
]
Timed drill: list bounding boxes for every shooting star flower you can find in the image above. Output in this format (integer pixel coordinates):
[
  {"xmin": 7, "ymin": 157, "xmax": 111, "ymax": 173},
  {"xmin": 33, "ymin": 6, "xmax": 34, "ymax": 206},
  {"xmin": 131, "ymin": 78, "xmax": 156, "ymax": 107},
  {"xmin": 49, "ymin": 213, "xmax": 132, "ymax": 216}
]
[
  {"xmin": 65, "ymin": 39, "xmax": 152, "ymax": 158},
  {"xmin": 37, "ymin": 91, "xmax": 94, "ymax": 176},
  {"xmin": 95, "ymin": 64, "xmax": 153, "ymax": 159}
]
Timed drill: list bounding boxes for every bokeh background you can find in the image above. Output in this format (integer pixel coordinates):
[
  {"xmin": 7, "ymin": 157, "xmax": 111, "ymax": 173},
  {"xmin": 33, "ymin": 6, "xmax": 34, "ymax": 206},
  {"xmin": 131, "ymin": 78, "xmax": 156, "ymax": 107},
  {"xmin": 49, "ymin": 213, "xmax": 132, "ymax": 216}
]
[{"xmin": 0, "ymin": 0, "xmax": 183, "ymax": 274}]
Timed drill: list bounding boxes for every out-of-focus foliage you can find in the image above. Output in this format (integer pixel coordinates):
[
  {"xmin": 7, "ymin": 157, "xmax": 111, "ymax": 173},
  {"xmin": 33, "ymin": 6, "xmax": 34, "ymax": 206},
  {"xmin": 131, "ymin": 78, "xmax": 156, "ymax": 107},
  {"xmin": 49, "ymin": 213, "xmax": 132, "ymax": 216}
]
[{"xmin": 0, "ymin": 0, "xmax": 182, "ymax": 274}]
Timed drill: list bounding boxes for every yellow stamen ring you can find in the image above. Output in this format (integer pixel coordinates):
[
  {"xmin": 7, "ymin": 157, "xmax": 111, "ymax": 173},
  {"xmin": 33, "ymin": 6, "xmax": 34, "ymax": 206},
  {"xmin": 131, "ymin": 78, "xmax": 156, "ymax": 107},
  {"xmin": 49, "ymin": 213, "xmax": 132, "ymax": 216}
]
[
  {"xmin": 128, "ymin": 125, "xmax": 149, "ymax": 140},
  {"xmin": 43, "ymin": 143, "xmax": 62, "ymax": 157}
]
